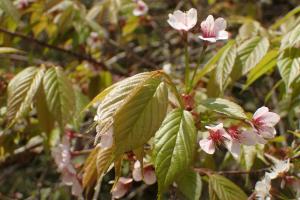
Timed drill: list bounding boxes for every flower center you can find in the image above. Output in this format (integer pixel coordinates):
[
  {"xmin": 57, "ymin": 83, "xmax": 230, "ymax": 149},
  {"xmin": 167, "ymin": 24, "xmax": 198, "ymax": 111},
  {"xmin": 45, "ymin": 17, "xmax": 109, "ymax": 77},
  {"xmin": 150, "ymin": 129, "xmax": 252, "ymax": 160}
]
[
  {"xmin": 252, "ymin": 118, "xmax": 264, "ymax": 132},
  {"xmin": 209, "ymin": 130, "xmax": 223, "ymax": 143},
  {"xmin": 227, "ymin": 126, "xmax": 240, "ymax": 140}
]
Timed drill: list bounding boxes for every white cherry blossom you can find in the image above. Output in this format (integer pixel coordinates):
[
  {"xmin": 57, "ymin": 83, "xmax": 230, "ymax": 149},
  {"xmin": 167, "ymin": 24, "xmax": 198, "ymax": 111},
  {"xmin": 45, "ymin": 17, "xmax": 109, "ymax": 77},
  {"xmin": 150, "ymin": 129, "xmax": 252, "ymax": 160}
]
[
  {"xmin": 167, "ymin": 8, "xmax": 197, "ymax": 31},
  {"xmin": 255, "ymin": 175, "xmax": 272, "ymax": 200},
  {"xmin": 132, "ymin": 160, "xmax": 156, "ymax": 185},
  {"xmin": 199, "ymin": 15, "xmax": 228, "ymax": 43}
]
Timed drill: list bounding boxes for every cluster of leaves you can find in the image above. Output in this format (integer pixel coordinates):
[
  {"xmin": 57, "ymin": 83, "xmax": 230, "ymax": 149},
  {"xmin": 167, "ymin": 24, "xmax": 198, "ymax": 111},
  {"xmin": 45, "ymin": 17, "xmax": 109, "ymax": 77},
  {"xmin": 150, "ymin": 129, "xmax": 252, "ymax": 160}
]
[{"xmin": 0, "ymin": 0, "xmax": 300, "ymax": 199}]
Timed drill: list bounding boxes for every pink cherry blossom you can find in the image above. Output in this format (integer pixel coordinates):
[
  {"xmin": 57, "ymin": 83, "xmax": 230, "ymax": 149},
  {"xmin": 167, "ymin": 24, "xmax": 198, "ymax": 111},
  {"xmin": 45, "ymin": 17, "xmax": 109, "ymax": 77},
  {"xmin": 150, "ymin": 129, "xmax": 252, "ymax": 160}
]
[
  {"xmin": 251, "ymin": 106, "xmax": 280, "ymax": 140},
  {"xmin": 133, "ymin": 0, "xmax": 148, "ymax": 16},
  {"xmin": 199, "ymin": 15, "xmax": 228, "ymax": 43},
  {"xmin": 52, "ymin": 136, "xmax": 83, "ymax": 198},
  {"xmin": 199, "ymin": 123, "xmax": 230, "ymax": 154},
  {"xmin": 167, "ymin": 8, "xmax": 197, "ymax": 31},
  {"xmin": 132, "ymin": 160, "xmax": 157, "ymax": 185},
  {"xmin": 111, "ymin": 177, "xmax": 133, "ymax": 199},
  {"xmin": 225, "ymin": 126, "xmax": 257, "ymax": 158}
]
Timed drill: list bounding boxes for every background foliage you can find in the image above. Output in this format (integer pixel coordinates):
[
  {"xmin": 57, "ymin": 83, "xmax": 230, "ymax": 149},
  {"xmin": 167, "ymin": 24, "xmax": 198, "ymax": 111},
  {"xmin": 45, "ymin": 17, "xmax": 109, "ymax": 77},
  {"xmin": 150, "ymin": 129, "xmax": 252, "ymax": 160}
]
[{"xmin": 0, "ymin": 0, "xmax": 300, "ymax": 199}]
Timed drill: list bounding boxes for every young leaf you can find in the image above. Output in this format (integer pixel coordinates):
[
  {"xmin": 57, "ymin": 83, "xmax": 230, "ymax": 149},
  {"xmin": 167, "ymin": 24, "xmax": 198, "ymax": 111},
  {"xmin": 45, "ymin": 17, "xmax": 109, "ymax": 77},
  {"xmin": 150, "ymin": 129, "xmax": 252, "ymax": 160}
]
[
  {"xmin": 238, "ymin": 37, "xmax": 269, "ymax": 75},
  {"xmin": 7, "ymin": 67, "xmax": 45, "ymax": 126},
  {"xmin": 280, "ymin": 23, "xmax": 300, "ymax": 50},
  {"xmin": 244, "ymin": 50, "xmax": 279, "ymax": 90},
  {"xmin": 154, "ymin": 108, "xmax": 197, "ymax": 194},
  {"xmin": 0, "ymin": 0, "xmax": 20, "ymax": 23},
  {"xmin": 215, "ymin": 41, "xmax": 237, "ymax": 93},
  {"xmin": 194, "ymin": 40, "xmax": 235, "ymax": 85},
  {"xmin": 200, "ymin": 98, "xmax": 247, "ymax": 119},
  {"xmin": 0, "ymin": 47, "xmax": 23, "ymax": 54},
  {"xmin": 43, "ymin": 67, "xmax": 76, "ymax": 127},
  {"xmin": 35, "ymin": 82, "xmax": 55, "ymax": 134},
  {"xmin": 114, "ymin": 80, "xmax": 168, "ymax": 155},
  {"xmin": 94, "ymin": 71, "xmax": 163, "ymax": 146},
  {"xmin": 176, "ymin": 169, "xmax": 202, "ymax": 200},
  {"xmin": 209, "ymin": 174, "xmax": 247, "ymax": 200},
  {"xmin": 82, "ymin": 147, "xmax": 100, "ymax": 189},
  {"xmin": 277, "ymin": 48, "xmax": 300, "ymax": 90}
]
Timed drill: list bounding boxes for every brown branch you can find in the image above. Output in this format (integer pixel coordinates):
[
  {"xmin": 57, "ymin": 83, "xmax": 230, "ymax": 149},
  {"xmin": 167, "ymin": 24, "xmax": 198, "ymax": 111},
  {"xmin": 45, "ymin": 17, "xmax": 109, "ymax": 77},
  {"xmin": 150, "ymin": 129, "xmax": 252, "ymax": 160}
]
[
  {"xmin": 194, "ymin": 167, "xmax": 270, "ymax": 176},
  {"xmin": 0, "ymin": 27, "xmax": 115, "ymax": 72}
]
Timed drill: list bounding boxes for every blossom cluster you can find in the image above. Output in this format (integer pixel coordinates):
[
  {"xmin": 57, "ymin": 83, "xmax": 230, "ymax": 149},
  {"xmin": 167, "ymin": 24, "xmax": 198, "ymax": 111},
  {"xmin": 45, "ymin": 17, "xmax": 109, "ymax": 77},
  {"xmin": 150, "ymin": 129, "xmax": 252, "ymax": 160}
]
[
  {"xmin": 199, "ymin": 106, "xmax": 280, "ymax": 158},
  {"xmin": 167, "ymin": 8, "xmax": 229, "ymax": 43},
  {"xmin": 255, "ymin": 159, "xmax": 291, "ymax": 199},
  {"xmin": 52, "ymin": 136, "xmax": 83, "ymax": 198},
  {"xmin": 111, "ymin": 160, "xmax": 156, "ymax": 199}
]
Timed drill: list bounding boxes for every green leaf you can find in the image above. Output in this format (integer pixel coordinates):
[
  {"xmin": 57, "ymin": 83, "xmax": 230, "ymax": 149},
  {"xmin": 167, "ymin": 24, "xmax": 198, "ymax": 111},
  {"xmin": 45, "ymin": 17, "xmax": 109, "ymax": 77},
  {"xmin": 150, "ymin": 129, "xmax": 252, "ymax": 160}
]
[
  {"xmin": 43, "ymin": 67, "xmax": 76, "ymax": 127},
  {"xmin": 0, "ymin": 0, "xmax": 20, "ymax": 23},
  {"xmin": 277, "ymin": 48, "xmax": 300, "ymax": 90},
  {"xmin": 281, "ymin": 23, "xmax": 300, "ymax": 49},
  {"xmin": 209, "ymin": 174, "xmax": 247, "ymax": 200},
  {"xmin": 238, "ymin": 37, "xmax": 270, "ymax": 75},
  {"xmin": 271, "ymin": 6, "xmax": 300, "ymax": 30},
  {"xmin": 154, "ymin": 108, "xmax": 197, "ymax": 193},
  {"xmin": 194, "ymin": 40, "xmax": 235, "ymax": 85},
  {"xmin": 122, "ymin": 16, "xmax": 139, "ymax": 36},
  {"xmin": 94, "ymin": 71, "xmax": 163, "ymax": 145},
  {"xmin": 7, "ymin": 67, "xmax": 45, "ymax": 125},
  {"xmin": 244, "ymin": 50, "xmax": 279, "ymax": 90},
  {"xmin": 114, "ymin": 80, "xmax": 168, "ymax": 155},
  {"xmin": 176, "ymin": 169, "xmax": 202, "ymax": 200},
  {"xmin": 242, "ymin": 145, "xmax": 257, "ymax": 171},
  {"xmin": 35, "ymin": 82, "xmax": 55, "ymax": 134},
  {"xmin": 200, "ymin": 98, "xmax": 247, "ymax": 119},
  {"xmin": 82, "ymin": 147, "xmax": 100, "ymax": 189},
  {"xmin": 215, "ymin": 41, "xmax": 237, "ymax": 93}
]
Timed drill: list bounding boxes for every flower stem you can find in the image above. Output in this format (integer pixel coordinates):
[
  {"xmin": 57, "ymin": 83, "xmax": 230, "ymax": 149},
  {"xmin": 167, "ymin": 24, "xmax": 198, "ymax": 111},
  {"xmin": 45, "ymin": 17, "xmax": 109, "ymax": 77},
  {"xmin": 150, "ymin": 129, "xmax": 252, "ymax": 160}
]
[
  {"xmin": 184, "ymin": 32, "xmax": 190, "ymax": 93},
  {"xmin": 188, "ymin": 45, "xmax": 207, "ymax": 93}
]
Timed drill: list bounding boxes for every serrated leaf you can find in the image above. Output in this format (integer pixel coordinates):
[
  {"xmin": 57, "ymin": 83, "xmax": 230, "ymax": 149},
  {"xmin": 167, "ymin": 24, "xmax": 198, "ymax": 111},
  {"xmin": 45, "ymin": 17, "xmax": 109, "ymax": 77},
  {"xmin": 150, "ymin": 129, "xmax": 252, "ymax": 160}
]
[
  {"xmin": 238, "ymin": 37, "xmax": 269, "ymax": 75},
  {"xmin": 194, "ymin": 40, "xmax": 235, "ymax": 85},
  {"xmin": 154, "ymin": 108, "xmax": 197, "ymax": 193},
  {"xmin": 94, "ymin": 71, "xmax": 162, "ymax": 144},
  {"xmin": 281, "ymin": 23, "xmax": 300, "ymax": 49},
  {"xmin": 215, "ymin": 41, "xmax": 237, "ymax": 93},
  {"xmin": 238, "ymin": 21, "xmax": 261, "ymax": 41},
  {"xmin": 209, "ymin": 174, "xmax": 247, "ymax": 200},
  {"xmin": 96, "ymin": 147, "xmax": 114, "ymax": 176},
  {"xmin": 35, "ymin": 82, "xmax": 55, "ymax": 134},
  {"xmin": 176, "ymin": 169, "xmax": 202, "ymax": 200},
  {"xmin": 200, "ymin": 98, "xmax": 247, "ymax": 119},
  {"xmin": 277, "ymin": 48, "xmax": 300, "ymax": 90},
  {"xmin": 0, "ymin": 0, "xmax": 20, "ymax": 23},
  {"xmin": 244, "ymin": 50, "xmax": 279, "ymax": 90},
  {"xmin": 43, "ymin": 67, "xmax": 76, "ymax": 127},
  {"xmin": 114, "ymin": 80, "xmax": 168, "ymax": 155},
  {"xmin": 82, "ymin": 147, "xmax": 100, "ymax": 189},
  {"xmin": 7, "ymin": 67, "xmax": 45, "ymax": 125}
]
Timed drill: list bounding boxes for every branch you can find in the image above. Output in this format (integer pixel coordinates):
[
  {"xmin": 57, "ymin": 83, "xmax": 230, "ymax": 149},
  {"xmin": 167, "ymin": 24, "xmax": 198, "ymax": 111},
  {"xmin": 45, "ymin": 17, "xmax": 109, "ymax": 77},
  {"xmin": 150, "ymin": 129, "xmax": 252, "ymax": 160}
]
[
  {"xmin": 0, "ymin": 27, "xmax": 115, "ymax": 72},
  {"xmin": 194, "ymin": 167, "xmax": 270, "ymax": 176}
]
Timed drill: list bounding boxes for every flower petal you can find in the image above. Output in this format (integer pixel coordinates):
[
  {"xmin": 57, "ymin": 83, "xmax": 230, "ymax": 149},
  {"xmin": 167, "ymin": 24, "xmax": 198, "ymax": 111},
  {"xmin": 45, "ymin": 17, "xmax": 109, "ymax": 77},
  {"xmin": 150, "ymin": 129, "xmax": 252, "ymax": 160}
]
[
  {"xmin": 144, "ymin": 167, "xmax": 157, "ymax": 185},
  {"xmin": 198, "ymin": 35, "xmax": 217, "ymax": 43},
  {"xmin": 186, "ymin": 8, "xmax": 197, "ymax": 30},
  {"xmin": 214, "ymin": 17, "xmax": 226, "ymax": 32},
  {"xmin": 259, "ymin": 126, "xmax": 276, "ymax": 138},
  {"xmin": 199, "ymin": 138, "xmax": 215, "ymax": 154},
  {"xmin": 260, "ymin": 112, "xmax": 280, "ymax": 126},
  {"xmin": 216, "ymin": 30, "xmax": 229, "ymax": 40},
  {"xmin": 239, "ymin": 130, "xmax": 257, "ymax": 146},
  {"xmin": 226, "ymin": 140, "xmax": 240, "ymax": 158},
  {"xmin": 253, "ymin": 106, "xmax": 269, "ymax": 120}
]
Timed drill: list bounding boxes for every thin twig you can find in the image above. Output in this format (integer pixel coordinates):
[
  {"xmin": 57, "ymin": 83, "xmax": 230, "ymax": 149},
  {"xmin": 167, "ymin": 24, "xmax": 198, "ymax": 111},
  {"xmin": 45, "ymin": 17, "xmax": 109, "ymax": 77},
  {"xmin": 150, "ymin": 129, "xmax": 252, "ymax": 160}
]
[
  {"xmin": 0, "ymin": 27, "xmax": 110, "ymax": 71},
  {"xmin": 194, "ymin": 167, "xmax": 270, "ymax": 175}
]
